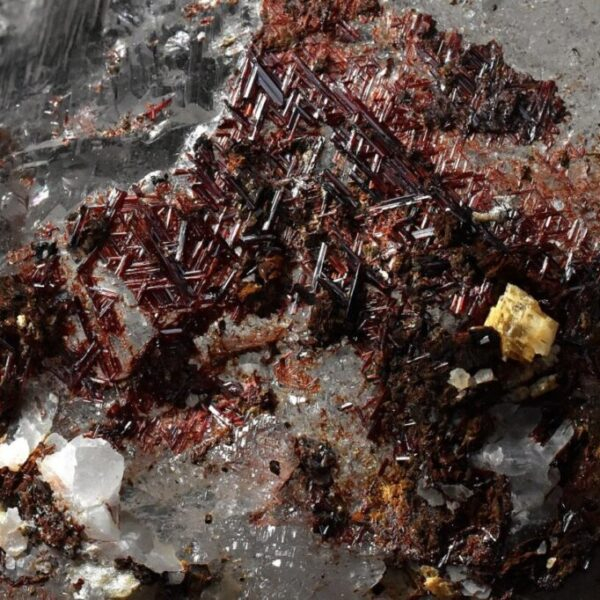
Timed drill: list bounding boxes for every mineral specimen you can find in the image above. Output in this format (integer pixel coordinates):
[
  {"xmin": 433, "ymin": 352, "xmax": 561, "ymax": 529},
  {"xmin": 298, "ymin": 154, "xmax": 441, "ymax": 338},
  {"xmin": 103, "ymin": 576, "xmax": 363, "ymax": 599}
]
[
  {"xmin": 70, "ymin": 563, "xmax": 140, "ymax": 599},
  {"xmin": 0, "ymin": 0, "xmax": 599, "ymax": 597},
  {"xmin": 448, "ymin": 367, "xmax": 472, "ymax": 390},
  {"xmin": 0, "ymin": 507, "xmax": 27, "ymax": 559},
  {"xmin": 39, "ymin": 435, "xmax": 124, "ymax": 541},
  {"xmin": 472, "ymin": 405, "xmax": 575, "ymax": 528},
  {"xmin": 485, "ymin": 283, "xmax": 559, "ymax": 362},
  {"xmin": 39, "ymin": 433, "xmax": 183, "ymax": 575},
  {"xmin": 0, "ymin": 392, "xmax": 57, "ymax": 470}
]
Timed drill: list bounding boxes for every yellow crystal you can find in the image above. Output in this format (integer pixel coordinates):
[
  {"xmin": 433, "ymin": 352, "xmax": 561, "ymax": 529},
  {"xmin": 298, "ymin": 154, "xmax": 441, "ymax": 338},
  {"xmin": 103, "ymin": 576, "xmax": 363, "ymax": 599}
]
[
  {"xmin": 420, "ymin": 566, "xmax": 455, "ymax": 598},
  {"xmin": 484, "ymin": 284, "xmax": 558, "ymax": 363}
]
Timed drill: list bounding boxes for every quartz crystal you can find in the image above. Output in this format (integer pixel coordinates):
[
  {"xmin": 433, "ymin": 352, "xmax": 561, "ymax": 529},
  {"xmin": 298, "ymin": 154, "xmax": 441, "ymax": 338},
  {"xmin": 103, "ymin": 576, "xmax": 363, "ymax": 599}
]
[
  {"xmin": 39, "ymin": 435, "xmax": 124, "ymax": 511},
  {"xmin": 448, "ymin": 367, "xmax": 472, "ymax": 390},
  {"xmin": 0, "ymin": 392, "xmax": 57, "ymax": 470},
  {"xmin": 39, "ymin": 435, "xmax": 124, "ymax": 541},
  {"xmin": 471, "ymin": 405, "xmax": 574, "ymax": 528},
  {"xmin": 0, "ymin": 508, "xmax": 27, "ymax": 558},
  {"xmin": 70, "ymin": 564, "xmax": 140, "ymax": 600},
  {"xmin": 1, "ymin": 0, "xmax": 600, "ymax": 597},
  {"xmin": 39, "ymin": 434, "xmax": 183, "ymax": 573}
]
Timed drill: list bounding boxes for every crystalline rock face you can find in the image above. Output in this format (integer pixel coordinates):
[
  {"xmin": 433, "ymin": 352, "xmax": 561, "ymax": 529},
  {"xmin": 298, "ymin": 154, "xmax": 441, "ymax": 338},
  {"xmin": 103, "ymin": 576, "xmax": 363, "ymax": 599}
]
[{"xmin": 485, "ymin": 284, "xmax": 559, "ymax": 363}]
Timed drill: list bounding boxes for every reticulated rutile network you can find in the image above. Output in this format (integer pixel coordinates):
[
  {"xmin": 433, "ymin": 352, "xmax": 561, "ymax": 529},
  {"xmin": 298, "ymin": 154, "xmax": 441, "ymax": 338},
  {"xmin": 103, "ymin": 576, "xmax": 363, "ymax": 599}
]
[{"xmin": 1, "ymin": 0, "xmax": 600, "ymax": 597}]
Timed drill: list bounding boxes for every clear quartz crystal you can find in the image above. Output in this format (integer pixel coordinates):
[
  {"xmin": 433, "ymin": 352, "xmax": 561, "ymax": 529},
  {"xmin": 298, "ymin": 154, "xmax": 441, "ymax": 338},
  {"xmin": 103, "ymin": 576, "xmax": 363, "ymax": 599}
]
[
  {"xmin": 39, "ymin": 435, "xmax": 124, "ymax": 510},
  {"xmin": 471, "ymin": 405, "xmax": 574, "ymax": 529}
]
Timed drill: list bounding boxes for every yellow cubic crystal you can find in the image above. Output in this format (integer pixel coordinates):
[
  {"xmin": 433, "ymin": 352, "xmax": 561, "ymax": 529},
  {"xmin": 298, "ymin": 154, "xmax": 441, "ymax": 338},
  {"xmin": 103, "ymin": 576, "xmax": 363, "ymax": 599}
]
[{"xmin": 484, "ymin": 284, "xmax": 558, "ymax": 363}]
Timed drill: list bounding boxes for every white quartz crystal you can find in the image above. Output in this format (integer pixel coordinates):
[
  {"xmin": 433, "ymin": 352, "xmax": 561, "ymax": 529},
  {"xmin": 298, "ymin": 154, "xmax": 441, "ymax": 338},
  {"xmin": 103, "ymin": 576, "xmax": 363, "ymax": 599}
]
[
  {"xmin": 80, "ymin": 505, "xmax": 121, "ymax": 542},
  {"xmin": 0, "ymin": 392, "xmax": 58, "ymax": 471},
  {"xmin": 0, "ymin": 507, "xmax": 28, "ymax": 557},
  {"xmin": 40, "ymin": 435, "xmax": 123, "ymax": 542},
  {"xmin": 448, "ymin": 368, "xmax": 472, "ymax": 390},
  {"xmin": 40, "ymin": 434, "xmax": 182, "ymax": 573},
  {"xmin": 71, "ymin": 564, "xmax": 140, "ymax": 599},
  {"xmin": 114, "ymin": 513, "xmax": 183, "ymax": 575},
  {"xmin": 39, "ymin": 435, "xmax": 124, "ymax": 510},
  {"xmin": 0, "ymin": 438, "xmax": 31, "ymax": 471}
]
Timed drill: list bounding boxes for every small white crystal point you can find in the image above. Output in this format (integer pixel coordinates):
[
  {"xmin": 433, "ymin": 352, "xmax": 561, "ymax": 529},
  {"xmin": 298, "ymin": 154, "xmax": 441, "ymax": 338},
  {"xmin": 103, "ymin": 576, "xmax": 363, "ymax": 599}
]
[
  {"xmin": 0, "ymin": 507, "xmax": 28, "ymax": 558},
  {"xmin": 473, "ymin": 368, "xmax": 495, "ymax": 385},
  {"xmin": 448, "ymin": 368, "xmax": 472, "ymax": 390}
]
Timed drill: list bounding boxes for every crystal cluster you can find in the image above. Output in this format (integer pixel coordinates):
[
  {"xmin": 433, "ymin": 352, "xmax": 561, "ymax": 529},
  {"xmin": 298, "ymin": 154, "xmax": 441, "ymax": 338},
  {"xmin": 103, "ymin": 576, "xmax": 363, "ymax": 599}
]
[
  {"xmin": 70, "ymin": 564, "xmax": 140, "ymax": 600},
  {"xmin": 0, "ymin": 508, "xmax": 27, "ymax": 560},
  {"xmin": 0, "ymin": 0, "xmax": 599, "ymax": 598},
  {"xmin": 472, "ymin": 405, "xmax": 574, "ymax": 528},
  {"xmin": 0, "ymin": 392, "xmax": 58, "ymax": 470},
  {"xmin": 39, "ymin": 433, "xmax": 182, "ymax": 575},
  {"xmin": 39, "ymin": 435, "xmax": 124, "ymax": 540}
]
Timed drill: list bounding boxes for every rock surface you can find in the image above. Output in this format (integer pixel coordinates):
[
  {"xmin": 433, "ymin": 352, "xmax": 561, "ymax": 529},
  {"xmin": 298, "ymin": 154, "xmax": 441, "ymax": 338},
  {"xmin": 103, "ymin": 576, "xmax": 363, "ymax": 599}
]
[{"xmin": 1, "ymin": 1, "xmax": 600, "ymax": 598}]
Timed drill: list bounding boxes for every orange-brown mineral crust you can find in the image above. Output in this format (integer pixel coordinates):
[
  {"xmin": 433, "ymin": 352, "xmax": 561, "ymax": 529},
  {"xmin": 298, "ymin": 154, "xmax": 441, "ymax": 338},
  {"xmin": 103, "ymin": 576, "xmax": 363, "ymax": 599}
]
[
  {"xmin": 1, "ymin": 0, "xmax": 600, "ymax": 597},
  {"xmin": 258, "ymin": 0, "xmax": 381, "ymax": 49}
]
